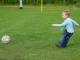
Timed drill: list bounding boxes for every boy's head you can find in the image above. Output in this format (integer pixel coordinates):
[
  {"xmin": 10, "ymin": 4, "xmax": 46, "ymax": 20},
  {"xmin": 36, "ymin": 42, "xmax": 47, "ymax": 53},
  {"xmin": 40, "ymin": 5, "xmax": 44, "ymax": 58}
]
[{"xmin": 62, "ymin": 10, "xmax": 70, "ymax": 19}]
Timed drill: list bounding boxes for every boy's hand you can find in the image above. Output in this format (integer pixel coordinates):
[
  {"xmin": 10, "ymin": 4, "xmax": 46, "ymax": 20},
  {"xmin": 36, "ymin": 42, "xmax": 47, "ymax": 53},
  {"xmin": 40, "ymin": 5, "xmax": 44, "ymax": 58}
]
[
  {"xmin": 78, "ymin": 24, "xmax": 80, "ymax": 27},
  {"xmin": 52, "ymin": 24, "xmax": 55, "ymax": 26}
]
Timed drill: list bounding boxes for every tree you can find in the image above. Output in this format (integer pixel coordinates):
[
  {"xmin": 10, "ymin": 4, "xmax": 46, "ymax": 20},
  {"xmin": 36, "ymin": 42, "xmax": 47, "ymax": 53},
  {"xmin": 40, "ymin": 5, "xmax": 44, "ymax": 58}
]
[{"xmin": 63, "ymin": 0, "xmax": 65, "ymax": 4}]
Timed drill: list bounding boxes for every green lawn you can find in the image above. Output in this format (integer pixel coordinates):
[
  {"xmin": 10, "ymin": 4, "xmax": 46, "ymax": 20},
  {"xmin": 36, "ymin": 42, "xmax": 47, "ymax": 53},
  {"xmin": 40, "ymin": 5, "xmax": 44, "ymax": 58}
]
[{"xmin": 0, "ymin": 5, "xmax": 80, "ymax": 60}]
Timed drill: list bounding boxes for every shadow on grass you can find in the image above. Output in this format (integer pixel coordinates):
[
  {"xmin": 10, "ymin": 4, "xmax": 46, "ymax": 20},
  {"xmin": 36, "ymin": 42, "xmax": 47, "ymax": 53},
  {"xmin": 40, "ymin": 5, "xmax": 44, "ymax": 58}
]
[{"xmin": 67, "ymin": 42, "xmax": 80, "ymax": 48}]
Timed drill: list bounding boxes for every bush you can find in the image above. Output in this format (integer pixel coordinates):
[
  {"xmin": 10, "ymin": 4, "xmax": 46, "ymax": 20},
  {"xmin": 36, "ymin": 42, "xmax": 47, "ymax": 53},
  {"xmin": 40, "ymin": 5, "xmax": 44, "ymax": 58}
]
[
  {"xmin": 0, "ymin": 0, "xmax": 79, "ymax": 5},
  {"xmin": 75, "ymin": 2, "xmax": 80, "ymax": 7},
  {"xmin": 23, "ymin": 0, "xmax": 31, "ymax": 5},
  {"xmin": 4, "ymin": 0, "xmax": 19, "ymax": 4}
]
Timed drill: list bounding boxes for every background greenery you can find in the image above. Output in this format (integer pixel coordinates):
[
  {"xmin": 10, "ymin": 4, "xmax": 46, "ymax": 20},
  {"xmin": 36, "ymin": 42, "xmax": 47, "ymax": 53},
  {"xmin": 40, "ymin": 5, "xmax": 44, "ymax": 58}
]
[
  {"xmin": 0, "ymin": 0, "xmax": 80, "ymax": 5},
  {"xmin": 0, "ymin": 5, "xmax": 80, "ymax": 60}
]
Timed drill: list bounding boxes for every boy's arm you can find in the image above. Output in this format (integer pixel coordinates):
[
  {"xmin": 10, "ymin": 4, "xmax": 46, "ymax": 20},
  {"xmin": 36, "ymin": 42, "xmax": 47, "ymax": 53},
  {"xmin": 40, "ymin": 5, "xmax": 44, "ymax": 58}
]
[
  {"xmin": 71, "ymin": 20, "xmax": 79, "ymax": 26},
  {"xmin": 52, "ymin": 21, "xmax": 67, "ymax": 27}
]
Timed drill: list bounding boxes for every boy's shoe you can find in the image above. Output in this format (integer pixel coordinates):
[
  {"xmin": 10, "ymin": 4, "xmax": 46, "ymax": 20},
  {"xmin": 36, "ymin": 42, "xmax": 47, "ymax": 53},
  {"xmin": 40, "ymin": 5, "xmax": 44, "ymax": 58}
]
[{"xmin": 55, "ymin": 44, "xmax": 60, "ymax": 48}]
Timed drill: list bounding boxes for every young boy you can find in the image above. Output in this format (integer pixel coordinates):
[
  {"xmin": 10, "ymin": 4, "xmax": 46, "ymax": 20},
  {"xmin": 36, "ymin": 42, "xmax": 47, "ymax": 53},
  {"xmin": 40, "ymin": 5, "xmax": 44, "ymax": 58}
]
[{"xmin": 52, "ymin": 10, "xmax": 79, "ymax": 48}]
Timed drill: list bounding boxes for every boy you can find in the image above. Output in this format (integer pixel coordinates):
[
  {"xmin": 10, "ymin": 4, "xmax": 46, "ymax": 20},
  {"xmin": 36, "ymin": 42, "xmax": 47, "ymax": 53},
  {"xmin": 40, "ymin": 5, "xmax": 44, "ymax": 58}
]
[{"xmin": 52, "ymin": 10, "xmax": 79, "ymax": 48}]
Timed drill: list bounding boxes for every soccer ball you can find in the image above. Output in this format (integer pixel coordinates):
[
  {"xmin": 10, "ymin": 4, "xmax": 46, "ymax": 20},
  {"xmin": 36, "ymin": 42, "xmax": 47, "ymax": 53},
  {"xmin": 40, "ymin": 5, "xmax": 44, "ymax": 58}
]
[{"xmin": 1, "ymin": 35, "xmax": 10, "ymax": 44}]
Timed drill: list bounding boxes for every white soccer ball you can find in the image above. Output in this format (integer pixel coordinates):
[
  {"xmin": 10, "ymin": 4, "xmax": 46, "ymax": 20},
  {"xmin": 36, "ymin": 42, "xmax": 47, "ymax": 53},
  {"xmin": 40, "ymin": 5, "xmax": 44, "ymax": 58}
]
[{"xmin": 1, "ymin": 35, "xmax": 10, "ymax": 44}]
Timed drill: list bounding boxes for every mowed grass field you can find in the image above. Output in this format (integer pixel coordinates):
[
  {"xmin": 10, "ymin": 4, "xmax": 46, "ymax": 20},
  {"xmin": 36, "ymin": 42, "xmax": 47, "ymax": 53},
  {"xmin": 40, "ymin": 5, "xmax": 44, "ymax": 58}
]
[{"xmin": 0, "ymin": 5, "xmax": 80, "ymax": 60}]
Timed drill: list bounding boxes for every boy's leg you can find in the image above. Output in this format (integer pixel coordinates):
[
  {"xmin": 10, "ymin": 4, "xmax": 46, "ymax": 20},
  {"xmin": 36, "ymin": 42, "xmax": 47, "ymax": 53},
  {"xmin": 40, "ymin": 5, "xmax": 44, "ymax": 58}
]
[
  {"xmin": 57, "ymin": 30, "xmax": 67, "ymax": 47},
  {"xmin": 63, "ymin": 33, "xmax": 73, "ymax": 47},
  {"xmin": 57, "ymin": 30, "xmax": 73, "ymax": 48}
]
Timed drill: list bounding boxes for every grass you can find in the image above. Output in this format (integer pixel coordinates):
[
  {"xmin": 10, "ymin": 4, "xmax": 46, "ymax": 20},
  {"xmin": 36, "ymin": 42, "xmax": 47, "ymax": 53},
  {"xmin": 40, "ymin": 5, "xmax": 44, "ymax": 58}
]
[{"xmin": 0, "ymin": 5, "xmax": 80, "ymax": 60}]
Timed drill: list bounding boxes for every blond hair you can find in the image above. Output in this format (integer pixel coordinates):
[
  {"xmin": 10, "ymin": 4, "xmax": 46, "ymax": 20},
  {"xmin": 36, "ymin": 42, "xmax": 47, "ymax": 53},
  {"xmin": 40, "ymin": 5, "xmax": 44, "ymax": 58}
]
[{"xmin": 62, "ymin": 10, "xmax": 70, "ymax": 16}]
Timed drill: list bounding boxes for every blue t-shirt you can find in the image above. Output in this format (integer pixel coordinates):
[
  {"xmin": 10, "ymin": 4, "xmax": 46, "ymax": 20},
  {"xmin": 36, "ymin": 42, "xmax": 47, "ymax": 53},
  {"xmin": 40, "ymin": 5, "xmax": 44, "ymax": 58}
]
[{"xmin": 54, "ymin": 18, "xmax": 79, "ymax": 33}]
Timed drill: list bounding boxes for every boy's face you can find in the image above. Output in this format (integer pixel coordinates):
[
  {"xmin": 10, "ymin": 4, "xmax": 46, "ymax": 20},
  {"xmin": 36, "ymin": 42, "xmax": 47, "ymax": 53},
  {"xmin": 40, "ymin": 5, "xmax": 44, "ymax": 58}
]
[{"xmin": 62, "ymin": 12, "xmax": 68, "ymax": 19}]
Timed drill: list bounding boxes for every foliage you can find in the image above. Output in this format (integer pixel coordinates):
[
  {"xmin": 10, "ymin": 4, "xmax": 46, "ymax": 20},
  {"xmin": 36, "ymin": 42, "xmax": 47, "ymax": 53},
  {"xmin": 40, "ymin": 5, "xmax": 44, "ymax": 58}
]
[
  {"xmin": 0, "ymin": 0, "xmax": 79, "ymax": 5},
  {"xmin": 75, "ymin": 2, "xmax": 80, "ymax": 7}
]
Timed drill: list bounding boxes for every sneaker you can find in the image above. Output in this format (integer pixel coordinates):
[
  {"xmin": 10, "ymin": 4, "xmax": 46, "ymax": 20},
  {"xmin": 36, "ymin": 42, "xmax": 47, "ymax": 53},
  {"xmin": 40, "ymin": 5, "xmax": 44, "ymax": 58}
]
[{"xmin": 55, "ymin": 44, "xmax": 60, "ymax": 48}]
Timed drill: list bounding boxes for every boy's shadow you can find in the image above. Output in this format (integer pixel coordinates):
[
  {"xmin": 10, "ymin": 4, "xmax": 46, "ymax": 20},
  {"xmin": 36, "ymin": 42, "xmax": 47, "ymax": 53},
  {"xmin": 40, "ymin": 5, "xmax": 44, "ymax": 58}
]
[{"xmin": 68, "ymin": 42, "xmax": 80, "ymax": 47}]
